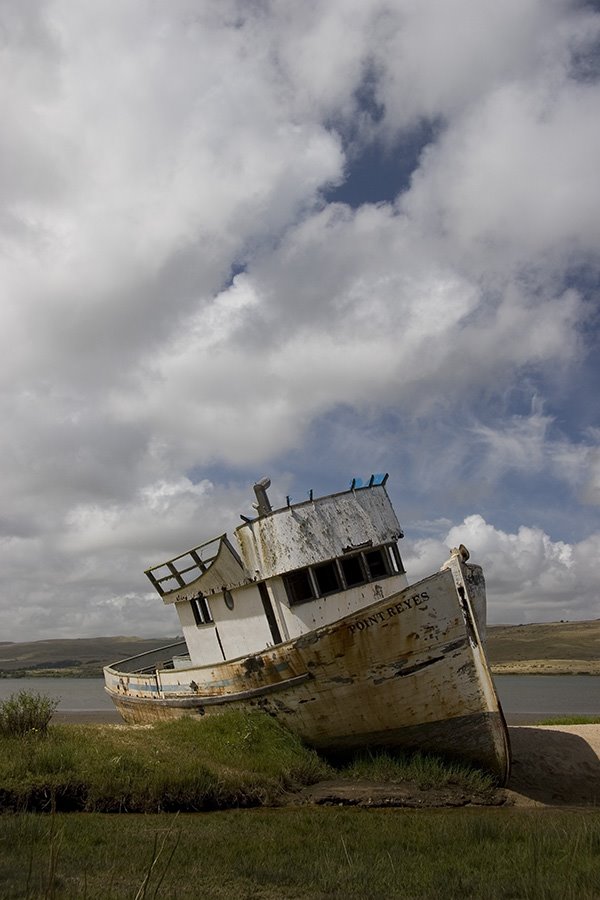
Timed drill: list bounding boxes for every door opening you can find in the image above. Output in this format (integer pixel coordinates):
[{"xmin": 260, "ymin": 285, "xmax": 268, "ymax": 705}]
[{"xmin": 258, "ymin": 583, "xmax": 283, "ymax": 645}]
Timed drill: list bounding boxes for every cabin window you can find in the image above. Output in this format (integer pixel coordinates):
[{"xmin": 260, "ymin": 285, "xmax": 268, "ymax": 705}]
[
  {"xmin": 283, "ymin": 569, "xmax": 315, "ymax": 605},
  {"xmin": 389, "ymin": 544, "xmax": 405, "ymax": 574},
  {"xmin": 339, "ymin": 554, "xmax": 367, "ymax": 587},
  {"xmin": 190, "ymin": 593, "xmax": 213, "ymax": 627},
  {"xmin": 223, "ymin": 589, "xmax": 235, "ymax": 610},
  {"xmin": 282, "ymin": 543, "xmax": 401, "ymax": 606},
  {"xmin": 313, "ymin": 560, "xmax": 341, "ymax": 596},
  {"xmin": 364, "ymin": 548, "xmax": 389, "ymax": 579}
]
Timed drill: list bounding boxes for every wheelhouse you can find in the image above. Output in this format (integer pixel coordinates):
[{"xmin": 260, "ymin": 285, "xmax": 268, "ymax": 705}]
[{"xmin": 144, "ymin": 475, "xmax": 407, "ymax": 667}]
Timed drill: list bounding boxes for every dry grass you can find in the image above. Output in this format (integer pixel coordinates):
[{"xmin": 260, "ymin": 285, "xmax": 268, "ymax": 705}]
[{"xmin": 487, "ymin": 620, "xmax": 600, "ymax": 670}]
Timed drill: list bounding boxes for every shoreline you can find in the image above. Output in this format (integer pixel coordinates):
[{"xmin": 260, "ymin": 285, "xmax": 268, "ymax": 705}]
[
  {"xmin": 3, "ymin": 663, "xmax": 599, "ymax": 680},
  {"xmin": 492, "ymin": 660, "xmax": 600, "ymax": 676}
]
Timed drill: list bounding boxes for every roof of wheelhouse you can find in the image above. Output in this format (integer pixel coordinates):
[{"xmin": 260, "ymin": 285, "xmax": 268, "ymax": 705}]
[{"xmin": 145, "ymin": 475, "xmax": 402, "ymax": 604}]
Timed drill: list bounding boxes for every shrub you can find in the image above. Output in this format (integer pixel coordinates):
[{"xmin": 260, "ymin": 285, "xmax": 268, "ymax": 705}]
[{"xmin": 0, "ymin": 690, "xmax": 59, "ymax": 737}]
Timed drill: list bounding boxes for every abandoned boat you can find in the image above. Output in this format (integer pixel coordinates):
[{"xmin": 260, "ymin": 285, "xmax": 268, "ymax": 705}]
[{"xmin": 104, "ymin": 475, "xmax": 511, "ymax": 781}]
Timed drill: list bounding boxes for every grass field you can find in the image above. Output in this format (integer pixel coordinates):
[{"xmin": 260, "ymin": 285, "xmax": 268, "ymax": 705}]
[
  {"xmin": 0, "ymin": 636, "xmax": 178, "ymax": 677},
  {"xmin": 0, "ymin": 711, "xmax": 329, "ymax": 812},
  {"xmin": 536, "ymin": 716, "xmax": 600, "ymax": 726},
  {"xmin": 0, "ymin": 710, "xmax": 498, "ymax": 813},
  {"xmin": 0, "ymin": 808, "xmax": 599, "ymax": 899},
  {"xmin": 0, "ymin": 706, "xmax": 598, "ymax": 898}
]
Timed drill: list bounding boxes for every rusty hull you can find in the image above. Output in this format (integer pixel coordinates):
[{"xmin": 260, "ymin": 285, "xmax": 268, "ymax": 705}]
[{"xmin": 105, "ymin": 558, "xmax": 510, "ymax": 782}]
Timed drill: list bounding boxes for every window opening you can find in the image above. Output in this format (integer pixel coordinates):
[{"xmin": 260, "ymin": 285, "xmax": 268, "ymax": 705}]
[
  {"xmin": 364, "ymin": 548, "xmax": 388, "ymax": 579},
  {"xmin": 340, "ymin": 554, "xmax": 367, "ymax": 587},
  {"xmin": 391, "ymin": 543, "xmax": 405, "ymax": 574},
  {"xmin": 313, "ymin": 560, "xmax": 341, "ymax": 596},
  {"xmin": 190, "ymin": 593, "xmax": 213, "ymax": 627},
  {"xmin": 282, "ymin": 544, "xmax": 400, "ymax": 606},
  {"xmin": 283, "ymin": 569, "xmax": 315, "ymax": 605}
]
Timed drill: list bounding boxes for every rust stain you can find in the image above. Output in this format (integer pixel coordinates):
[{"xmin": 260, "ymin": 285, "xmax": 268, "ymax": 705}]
[{"xmin": 242, "ymin": 655, "xmax": 265, "ymax": 676}]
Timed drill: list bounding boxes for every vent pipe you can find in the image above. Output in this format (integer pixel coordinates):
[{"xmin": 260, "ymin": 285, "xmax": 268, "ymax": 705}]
[{"xmin": 253, "ymin": 477, "xmax": 272, "ymax": 517}]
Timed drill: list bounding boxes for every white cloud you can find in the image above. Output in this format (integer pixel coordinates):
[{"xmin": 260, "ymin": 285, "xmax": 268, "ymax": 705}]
[
  {"xmin": 549, "ymin": 429, "xmax": 600, "ymax": 506},
  {"xmin": 373, "ymin": 0, "xmax": 576, "ymax": 127},
  {"xmin": 0, "ymin": 475, "xmax": 257, "ymax": 641},
  {"xmin": 0, "ymin": 1, "xmax": 598, "ymax": 637},
  {"xmin": 471, "ymin": 407, "xmax": 553, "ymax": 477},
  {"xmin": 405, "ymin": 515, "xmax": 599, "ymax": 623},
  {"xmin": 402, "ymin": 80, "xmax": 600, "ymax": 275},
  {"xmin": 468, "ymin": 412, "xmax": 600, "ymax": 506}
]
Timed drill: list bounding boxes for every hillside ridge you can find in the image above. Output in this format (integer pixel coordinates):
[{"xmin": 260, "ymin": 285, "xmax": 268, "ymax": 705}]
[{"xmin": 0, "ymin": 620, "xmax": 598, "ymax": 677}]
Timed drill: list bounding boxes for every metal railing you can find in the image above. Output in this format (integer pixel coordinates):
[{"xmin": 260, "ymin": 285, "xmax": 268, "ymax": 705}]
[
  {"xmin": 106, "ymin": 640, "xmax": 188, "ymax": 674},
  {"xmin": 144, "ymin": 535, "xmax": 227, "ymax": 597}
]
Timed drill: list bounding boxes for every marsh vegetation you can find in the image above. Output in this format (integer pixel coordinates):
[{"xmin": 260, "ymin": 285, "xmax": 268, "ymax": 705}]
[
  {"xmin": 0, "ymin": 707, "xmax": 498, "ymax": 813},
  {"xmin": 1, "ymin": 808, "xmax": 599, "ymax": 899},
  {"xmin": 1, "ymin": 694, "xmax": 598, "ymax": 898}
]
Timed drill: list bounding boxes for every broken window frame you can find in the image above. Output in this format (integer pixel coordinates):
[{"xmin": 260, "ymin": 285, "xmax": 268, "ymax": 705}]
[
  {"xmin": 363, "ymin": 547, "xmax": 391, "ymax": 580},
  {"xmin": 338, "ymin": 553, "xmax": 368, "ymax": 588}
]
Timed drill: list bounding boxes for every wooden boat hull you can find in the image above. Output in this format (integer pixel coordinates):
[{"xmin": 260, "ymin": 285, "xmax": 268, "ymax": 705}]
[{"xmin": 105, "ymin": 561, "xmax": 511, "ymax": 782}]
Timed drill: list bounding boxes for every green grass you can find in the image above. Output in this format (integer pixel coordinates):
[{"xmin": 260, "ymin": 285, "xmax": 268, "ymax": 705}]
[
  {"xmin": 338, "ymin": 748, "xmax": 496, "ymax": 796},
  {"xmin": 535, "ymin": 716, "xmax": 600, "ymax": 726},
  {"xmin": 0, "ymin": 711, "xmax": 505, "ymax": 813},
  {"xmin": 0, "ymin": 711, "xmax": 329, "ymax": 812},
  {"xmin": 1, "ymin": 711, "xmax": 597, "ymax": 897},
  {"xmin": 0, "ymin": 809, "xmax": 599, "ymax": 899}
]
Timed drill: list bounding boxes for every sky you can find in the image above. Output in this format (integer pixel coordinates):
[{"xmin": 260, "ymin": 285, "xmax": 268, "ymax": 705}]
[{"xmin": 1, "ymin": 0, "xmax": 599, "ymax": 641}]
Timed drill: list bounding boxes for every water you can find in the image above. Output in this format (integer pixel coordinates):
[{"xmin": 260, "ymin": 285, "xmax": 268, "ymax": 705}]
[
  {"xmin": 494, "ymin": 674, "xmax": 599, "ymax": 718},
  {"xmin": 0, "ymin": 677, "xmax": 113, "ymax": 711},
  {"xmin": 0, "ymin": 674, "xmax": 598, "ymax": 718}
]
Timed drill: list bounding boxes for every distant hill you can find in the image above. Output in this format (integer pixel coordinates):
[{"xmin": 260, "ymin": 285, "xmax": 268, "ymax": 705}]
[
  {"xmin": 1, "ymin": 620, "xmax": 598, "ymax": 677},
  {"xmin": 0, "ymin": 636, "xmax": 180, "ymax": 677},
  {"xmin": 486, "ymin": 619, "xmax": 600, "ymax": 675}
]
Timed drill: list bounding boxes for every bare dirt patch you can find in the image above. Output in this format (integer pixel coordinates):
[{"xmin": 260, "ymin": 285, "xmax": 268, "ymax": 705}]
[
  {"xmin": 293, "ymin": 725, "xmax": 600, "ymax": 810},
  {"xmin": 293, "ymin": 778, "xmax": 505, "ymax": 808}
]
